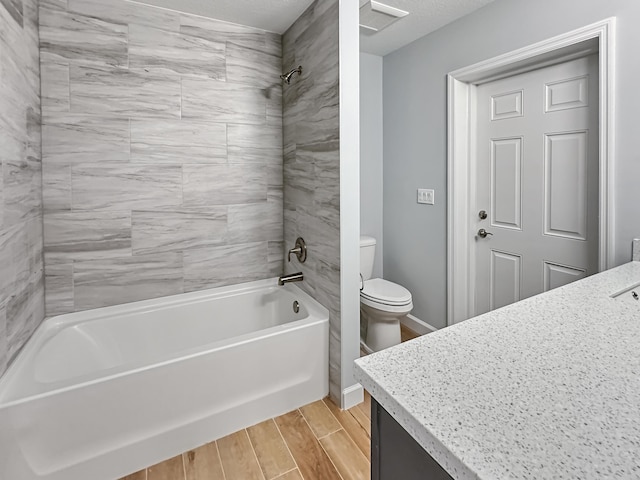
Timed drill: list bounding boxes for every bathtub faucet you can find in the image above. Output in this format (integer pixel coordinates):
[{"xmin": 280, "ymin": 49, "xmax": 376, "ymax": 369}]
[{"xmin": 278, "ymin": 272, "xmax": 304, "ymax": 286}]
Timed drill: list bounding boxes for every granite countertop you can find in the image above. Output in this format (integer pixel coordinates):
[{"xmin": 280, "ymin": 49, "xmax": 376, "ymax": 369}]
[{"xmin": 354, "ymin": 261, "xmax": 640, "ymax": 480}]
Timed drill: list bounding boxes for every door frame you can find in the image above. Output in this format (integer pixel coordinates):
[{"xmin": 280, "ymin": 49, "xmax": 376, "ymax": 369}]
[{"xmin": 446, "ymin": 18, "xmax": 616, "ymax": 326}]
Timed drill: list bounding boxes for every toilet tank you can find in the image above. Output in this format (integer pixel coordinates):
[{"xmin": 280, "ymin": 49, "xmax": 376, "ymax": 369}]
[{"xmin": 360, "ymin": 236, "xmax": 376, "ymax": 281}]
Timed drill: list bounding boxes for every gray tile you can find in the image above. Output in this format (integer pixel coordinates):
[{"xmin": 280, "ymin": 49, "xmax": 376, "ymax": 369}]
[
  {"xmin": 1, "ymin": 0, "xmax": 23, "ymax": 27},
  {"xmin": 268, "ymin": 240, "xmax": 284, "ymax": 276},
  {"xmin": 228, "ymin": 199, "xmax": 282, "ymax": 244},
  {"xmin": 39, "ymin": 6, "xmax": 128, "ymax": 67},
  {"xmin": 0, "ymin": 301, "xmax": 6, "ymax": 375},
  {"xmin": 3, "ymin": 154, "xmax": 41, "ymax": 227},
  {"xmin": 44, "ymin": 263, "xmax": 73, "ymax": 316},
  {"xmin": 69, "ymin": 65, "xmax": 181, "ymax": 118},
  {"xmin": 71, "ymin": 164, "xmax": 183, "ymax": 211},
  {"xmin": 44, "ymin": 211, "xmax": 132, "ymax": 263},
  {"xmin": 42, "ymin": 162, "xmax": 71, "ymax": 212},
  {"xmin": 42, "ymin": 115, "xmax": 130, "ymax": 163},
  {"xmin": 130, "ymin": 119, "xmax": 226, "ymax": 164},
  {"xmin": 73, "ymin": 253, "xmax": 183, "ymax": 310},
  {"xmin": 40, "ymin": 61, "xmax": 70, "ymax": 113},
  {"xmin": 129, "ymin": 24, "xmax": 225, "ymax": 79},
  {"xmin": 183, "ymin": 164, "xmax": 267, "ymax": 206},
  {"xmin": 179, "ymin": 14, "xmax": 270, "ymax": 52},
  {"xmin": 68, "ymin": 0, "xmax": 180, "ymax": 32},
  {"xmin": 226, "ymin": 41, "xmax": 281, "ymax": 88},
  {"xmin": 182, "ymin": 78, "xmax": 267, "ymax": 124},
  {"xmin": 131, "ymin": 208, "xmax": 227, "ymax": 256},
  {"xmin": 0, "ymin": 225, "xmax": 20, "ymax": 304},
  {"xmin": 227, "ymin": 123, "xmax": 282, "ymax": 164},
  {"xmin": 7, "ymin": 275, "xmax": 44, "ymax": 362},
  {"xmin": 183, "ymin": 242, "xmax": 268, "ymax": 292}
]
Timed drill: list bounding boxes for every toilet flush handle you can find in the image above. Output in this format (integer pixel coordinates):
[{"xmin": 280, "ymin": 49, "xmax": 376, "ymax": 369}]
[{"xmin": 360, "ymin": 274, "xmax": 364, "ymax": 292}]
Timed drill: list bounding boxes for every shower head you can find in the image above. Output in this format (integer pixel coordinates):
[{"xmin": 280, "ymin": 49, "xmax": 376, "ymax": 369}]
[{"xmin": 280, "ymin": 66, "xmax": 302, "ymax": 84}]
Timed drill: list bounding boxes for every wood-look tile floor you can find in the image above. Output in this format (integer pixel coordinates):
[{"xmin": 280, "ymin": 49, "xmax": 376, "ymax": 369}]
[{"xmin": 121, "ymin": 327, "xmax": 421, "ymax": 480}]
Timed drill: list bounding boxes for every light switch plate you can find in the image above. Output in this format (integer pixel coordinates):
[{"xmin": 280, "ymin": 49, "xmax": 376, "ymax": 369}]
[{"xmin": 417, "ymin": 188, "xmax": 435, "ymax": 205}]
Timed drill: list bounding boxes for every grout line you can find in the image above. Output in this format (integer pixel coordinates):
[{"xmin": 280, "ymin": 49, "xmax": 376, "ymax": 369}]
[
  {"xmin": 243, "ymin": 429, "xmax": 267, "ymax": 480},
  {"xmin": 297, "ymin": 409, "xmax": 345, "ymax": 480},
  {"xmin": 272, "ymin": 468, "xmax": 298, "ymax": 480},
  {"xmin": 271, "ymin": 417, "xmax": 301, "ymax": 478},
  {"xmin": 215, "ymin": 441, "xmax": 227, "ymax": 480}
]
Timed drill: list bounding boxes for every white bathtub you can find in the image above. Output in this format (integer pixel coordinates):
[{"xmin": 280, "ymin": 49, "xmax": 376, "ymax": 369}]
[{"xmin": 0, "ymin": 278, "xmax": 329, "ymax": 480}]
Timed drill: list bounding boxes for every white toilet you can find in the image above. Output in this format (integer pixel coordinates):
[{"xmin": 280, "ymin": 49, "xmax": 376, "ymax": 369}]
[{"xmin": 360, "ymin": 236, "xmax": 413, "ymax": 353}]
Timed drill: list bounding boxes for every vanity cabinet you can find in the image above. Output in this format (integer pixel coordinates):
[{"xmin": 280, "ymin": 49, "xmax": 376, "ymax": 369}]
[{"xmin": 371, "ymin": 398, "xmax": 453, "ymax": 480}]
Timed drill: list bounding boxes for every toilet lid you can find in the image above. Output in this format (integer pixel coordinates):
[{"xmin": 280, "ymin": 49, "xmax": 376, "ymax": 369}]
[{"xmin": 361, "ymin": 278, "xmax": 412, "ymax": 306}]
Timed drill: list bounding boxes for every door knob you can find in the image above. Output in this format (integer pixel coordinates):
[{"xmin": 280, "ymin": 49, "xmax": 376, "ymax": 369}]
[{"xmin": 477, "ymin": 228, "xmax": 493, "ymax": 238}]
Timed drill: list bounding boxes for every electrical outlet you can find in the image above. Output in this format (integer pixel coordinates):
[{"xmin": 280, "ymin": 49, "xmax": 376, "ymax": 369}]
[{"xmin": 417, "ymin": 188, "xmax": 435, "ymax": 205}]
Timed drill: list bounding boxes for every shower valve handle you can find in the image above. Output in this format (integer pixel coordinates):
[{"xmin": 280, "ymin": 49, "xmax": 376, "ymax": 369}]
[{"xmin": 288, "ymin": 237, "xmax": 307, "ymax": 263}]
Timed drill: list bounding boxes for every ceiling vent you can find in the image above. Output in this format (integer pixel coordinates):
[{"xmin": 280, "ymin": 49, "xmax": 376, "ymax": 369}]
[{"xmin": 359, "ymin": 1, "xmax": 409, "ymax": 34}]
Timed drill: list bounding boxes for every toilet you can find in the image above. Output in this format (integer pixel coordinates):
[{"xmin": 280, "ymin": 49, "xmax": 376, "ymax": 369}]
[{"xmin": 360, "ymin": 236, "xmax": 413, "ymax": 353}]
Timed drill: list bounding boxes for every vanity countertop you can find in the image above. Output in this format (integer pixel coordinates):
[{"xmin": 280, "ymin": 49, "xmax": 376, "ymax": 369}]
[{"xmin": 354, "ymin": 261, "xmax": 640, "ymax": 480}]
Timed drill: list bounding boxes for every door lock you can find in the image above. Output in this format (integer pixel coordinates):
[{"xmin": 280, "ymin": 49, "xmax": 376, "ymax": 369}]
[
  {"xmin": 477, "ymin": 228, "xmax": 493, "ymax": 238},
  {"xmin": 478, "ymin": 210, "xmax": 487, "ymax": 220}
]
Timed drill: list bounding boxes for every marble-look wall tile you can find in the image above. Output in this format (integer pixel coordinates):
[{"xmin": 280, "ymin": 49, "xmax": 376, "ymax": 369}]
[
  {"xmin": 226, "ymin": 42, "xmax": 281, "ymax": 89},
  {"xmin": 183, "ymin": 242, "xmax": 268, "ymax": 292},
  {"xmin": 39, "ymin": 6, "xmax": 128, "ymax": 67},
  {"xmin": 228, "ymin": 200, "xmax": 282, "ymax": 244},
  {"xmin": 71, "ymin": 164, "xmax": 183, "ymax": 211},
  {"xmin": 39, "ymin": 1, "xmax": 286, "ymax": 317},
  {"xmin": 44, "ymin": 263, "xmax": 74, "ymax": 316},
  {"xmin": 42, "ymin": 115, "xmax": 130, "ymax": 163},
  {"xmin": 282, "ymin": 0, "xmax": 341, "ymax": 402},
  {"xmin": 182, "ymin": 78, "xmax": 267, "ymax": 124},
  {"xmin": 68, "ymin": 0, "xmax": 180, "ymax": 32},
  {"xmin": 179, "ymin": 14, "xmax": 268, "ymax": 52},
  {"xmin": 131, "ymin": 208, "xmax": 227, "ymax": 255},
  {"xmin": 228, "ymin": 124, "xmax": 282, "ymax": 164},
  {"xmin": 73, "ymin": 253, "xmax": 183, "ymax": 310},
  {"xmin": 40, "ymin": 61, "xmax": 69, "ymax": 112},
  {"xmin": 42, "ymin": 163, "xmax": 71, "ymax": 212},
  {"xmin": 44, "ymin": 211, "xmax": 132, "ymax": 263},
  {"xmin": 129, "ymin": 24, "xmax": 225, "ymax": 79},
  {"xmin": 0, "ymin": 301, "xmax": 7, "ymax": 374},
  {"xmin": 130, "ymin": 119, "xmax": 226, "ymax": 164},
  {"xmin": 69, "ymin": 65, "xmax": 181, "ymax": 118},
  {"xmin": 183, "ymin": 164, "xmax": 267, "ymax": 206}
]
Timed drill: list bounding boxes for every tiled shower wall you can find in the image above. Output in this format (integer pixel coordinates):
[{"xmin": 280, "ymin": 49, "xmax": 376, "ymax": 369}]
[
  {"xmin": 0, "ymin": 0, "xmax": 44, "ymax": 375},
  {"xmin": 39, "ymin": 0, "xmax": 284, "ymax": 315},
  {"xmin": 282, "ymin": 0, "xmax": 341, "ymax": 401}
]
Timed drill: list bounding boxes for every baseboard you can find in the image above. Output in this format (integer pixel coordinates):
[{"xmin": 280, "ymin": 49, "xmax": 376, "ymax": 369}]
[
  {"xmin": 401, "ymin": 314, "xmax": 439, "ymax": 335},
  {"xmin": 341, "ymin": 383, "xmax": 364, "ymax": 410}
]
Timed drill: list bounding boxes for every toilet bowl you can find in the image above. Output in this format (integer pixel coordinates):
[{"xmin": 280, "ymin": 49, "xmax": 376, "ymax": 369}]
[{"xmin": 360, "ymin": 236, "xmax": 413, "ymax": 353}]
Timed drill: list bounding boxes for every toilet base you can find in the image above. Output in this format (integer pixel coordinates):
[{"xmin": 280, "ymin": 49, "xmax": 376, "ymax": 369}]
[{"xmin": 365, "ymin": 317, "xmax": 401, "ymax": 352}]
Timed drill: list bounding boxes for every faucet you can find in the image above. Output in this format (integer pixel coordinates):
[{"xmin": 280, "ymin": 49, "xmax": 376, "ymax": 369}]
[{"xmin": 278, "ymin": 272, "xmax": 304, "ymax": 286}]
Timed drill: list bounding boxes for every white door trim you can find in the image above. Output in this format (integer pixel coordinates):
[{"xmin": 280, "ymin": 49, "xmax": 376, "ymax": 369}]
[{"xmin": 447, "ymin": 18, "xmax": 616, "ymax": 326}]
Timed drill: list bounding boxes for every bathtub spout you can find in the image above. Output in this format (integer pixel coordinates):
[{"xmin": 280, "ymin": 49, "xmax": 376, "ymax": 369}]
[{"xmin": 278, "ymin": 272, "xmax": 303, "ymax": 286}]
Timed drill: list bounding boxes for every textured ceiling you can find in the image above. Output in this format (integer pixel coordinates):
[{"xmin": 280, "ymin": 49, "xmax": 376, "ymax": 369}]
[
  {"xmin": 131, "ymin": 0, "xmax": 316, "ymax": 33},
  {"xmin": 359, "ymin": 0, "xmax": 496, "ymax": 56}
]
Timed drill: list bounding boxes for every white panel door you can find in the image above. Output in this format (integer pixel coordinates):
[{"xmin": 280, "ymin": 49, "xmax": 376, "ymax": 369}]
[{"xmin": 474, "ymin": 55, "xmax": 598, "ymax": 315}]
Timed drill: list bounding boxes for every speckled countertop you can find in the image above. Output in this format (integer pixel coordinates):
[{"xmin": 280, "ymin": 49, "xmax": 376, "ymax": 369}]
[{"xmin": 354, "ymin": 261, "xmax": 640, "ymax": 480}]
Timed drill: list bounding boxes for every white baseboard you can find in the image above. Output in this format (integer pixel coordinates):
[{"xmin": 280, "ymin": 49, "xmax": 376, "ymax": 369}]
[
  {"xmin": 401, "ymin": 314, "xmax": 439, "ymax": 335},
  {"xmin": 341, "ymin": 383, "xmax": 364, "ymax": 410}
]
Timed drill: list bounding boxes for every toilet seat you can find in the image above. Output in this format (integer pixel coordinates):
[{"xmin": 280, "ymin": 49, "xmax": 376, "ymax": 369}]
[{"xmin": 360, "ymin": 278, "xmax": 413, "ymax": 312}]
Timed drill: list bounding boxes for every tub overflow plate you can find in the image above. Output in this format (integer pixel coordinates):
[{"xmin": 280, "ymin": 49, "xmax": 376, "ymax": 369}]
[{"xmin": 293, "ymin": 300, "xmax": 300, "ymax": 313}]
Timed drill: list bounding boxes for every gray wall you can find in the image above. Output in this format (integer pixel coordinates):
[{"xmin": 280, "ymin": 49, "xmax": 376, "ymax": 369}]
[
  {"xmin": 283, "ymin": 0, "xmax": 341, "ymax": 402},
  {"xmin": 383, "ymin": 0, "xmax": 640, "ymax": 329},
  {"xmin": 0, "ymin": 0, "xmax": 44, "ymax": 375},
  {"xmin": 359, "ymin": 53, "xmax": 383, "ymax": 278},
  {"xmin": 39, "ymin": 0, "xmax": 284, "ymax": 315}
]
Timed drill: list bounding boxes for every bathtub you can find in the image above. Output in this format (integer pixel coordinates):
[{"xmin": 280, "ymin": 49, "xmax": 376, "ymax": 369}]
[{"xmin": 0, "ymin": 278, "xmax": 329, "ymax": 480}]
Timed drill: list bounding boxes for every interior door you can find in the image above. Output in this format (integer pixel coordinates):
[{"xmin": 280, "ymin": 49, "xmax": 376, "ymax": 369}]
[{"xmin": 474, "ymin": 54, "xmax": 599, "ymax": 315}]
